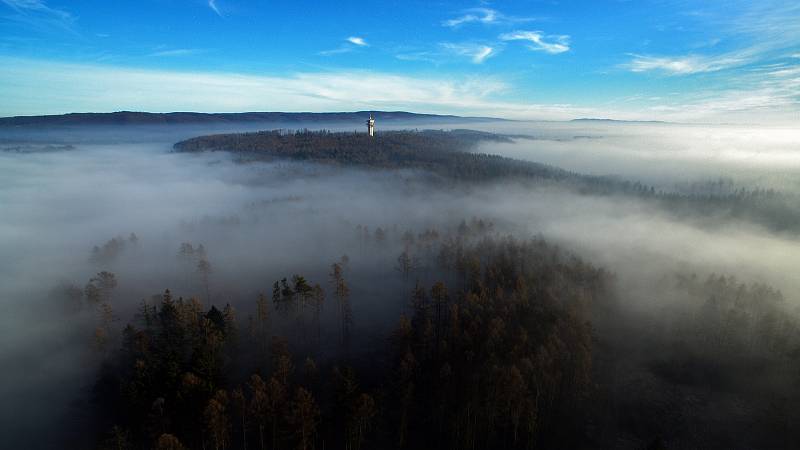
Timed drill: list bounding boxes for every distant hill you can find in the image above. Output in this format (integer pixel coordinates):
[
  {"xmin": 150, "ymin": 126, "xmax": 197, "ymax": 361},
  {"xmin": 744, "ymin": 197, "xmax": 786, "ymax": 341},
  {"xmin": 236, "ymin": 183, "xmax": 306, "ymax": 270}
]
[
  {"xmin": 174, "ymin": 128, "xmax": 592, "ymax": 185},
  {"xmin": 0, "ymin": 111, "xmax": 505, "ymax": 127}
]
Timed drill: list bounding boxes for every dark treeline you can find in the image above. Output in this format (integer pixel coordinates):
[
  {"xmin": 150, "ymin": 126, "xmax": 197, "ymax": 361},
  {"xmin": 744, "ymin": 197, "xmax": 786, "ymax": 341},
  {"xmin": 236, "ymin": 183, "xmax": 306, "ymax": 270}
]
[
  {"xmin": 173, "ymin": 129, "xmax": 567, "ymax": 183},
  {"xmin": 592, "ymin": 272, "xmax": 800, "ymax": 450},
  {"xmin": 87, "ymin": 222, "xmax": 611, "ymax": 450},
  {"xmin": 173, "ymin": 129, "xmax": 800, "ymax": 233},
  {"xmin": 57, "ymin": 219, "xmax": 800, "ymax": 450}
]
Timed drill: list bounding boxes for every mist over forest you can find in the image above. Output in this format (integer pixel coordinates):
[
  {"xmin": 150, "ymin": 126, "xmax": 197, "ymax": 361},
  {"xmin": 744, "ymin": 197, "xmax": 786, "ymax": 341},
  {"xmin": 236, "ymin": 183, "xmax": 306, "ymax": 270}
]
[{"xmin": 2, "ymin": 118, "xmax": 800, "ymax": 450}]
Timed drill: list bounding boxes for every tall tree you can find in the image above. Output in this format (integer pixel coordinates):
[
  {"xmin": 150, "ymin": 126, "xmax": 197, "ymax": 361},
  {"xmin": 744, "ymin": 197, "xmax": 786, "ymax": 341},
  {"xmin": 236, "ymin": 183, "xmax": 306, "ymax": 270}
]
[
  {"xmin": 248, "ymin": 375, "xmax": 270, "ymax": 450},
  {"xmin": 286, "ymin": 387, "xmax": 320, "ymax": 450},
  {"xmin": 348, "ymin": 393, "xmax": 376, "ymax": 450},
  {"xmin": 85, "ymin": 271, "xmax": 117, "ymax": 305},
  {"xmin": 197, "ymin": 258, "xmax": 212, "ymax": 303},
  {"xmin": 154, "ymin": 434, "xmax": 187, "ymax": 450},
  {"xmin": 329, "ymin": 263, "xmax": 352, "ymax": 347},
  {"xmin": 232, "ymin": 388, "xmax": 249, "ymax": 450},
  {"xmin": 204, "ymin": 390, "xmax": 230, "ymax": 450}
]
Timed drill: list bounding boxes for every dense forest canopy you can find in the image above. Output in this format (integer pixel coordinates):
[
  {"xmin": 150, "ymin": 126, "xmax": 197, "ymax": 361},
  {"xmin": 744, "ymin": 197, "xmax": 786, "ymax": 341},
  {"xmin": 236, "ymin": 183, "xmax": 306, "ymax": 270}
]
[
  {"xmin": 58, "ymin": 220, "xmax": 800, "ymax": 450},
  {"xmin": 173, "ymin": 129, "xmax": 569, "ymax": 182}
]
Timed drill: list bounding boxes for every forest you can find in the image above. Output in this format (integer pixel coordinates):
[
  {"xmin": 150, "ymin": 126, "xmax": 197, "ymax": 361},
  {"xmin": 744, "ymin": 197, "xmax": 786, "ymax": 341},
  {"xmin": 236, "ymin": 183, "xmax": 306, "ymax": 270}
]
[
  {"xmin": 52, "ymin": 219, "xmax": 800, "ymax": 450},
  {"xmin": 174, "ymin": 129, "xmax": 800, "ymax": 234},
  {"xmin": 3, "ymin": 123, "xmax": 799, "ymax": 450},
  {"xmin": 3, "ymin": 0, "xmax": 798, "ymax": 447}
]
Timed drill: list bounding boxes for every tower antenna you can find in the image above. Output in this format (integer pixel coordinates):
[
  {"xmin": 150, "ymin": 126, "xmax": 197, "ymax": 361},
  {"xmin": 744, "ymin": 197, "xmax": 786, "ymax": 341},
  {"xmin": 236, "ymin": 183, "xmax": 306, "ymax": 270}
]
[{"xmin": 366, "ymin": 113, "xmax": 375, "ymax": 137}]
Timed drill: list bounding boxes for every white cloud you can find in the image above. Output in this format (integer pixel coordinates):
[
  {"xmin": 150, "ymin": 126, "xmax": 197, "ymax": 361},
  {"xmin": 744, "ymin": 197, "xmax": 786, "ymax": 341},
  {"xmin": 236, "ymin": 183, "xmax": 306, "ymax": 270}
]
[
  {"xmin": 0, "ymin": 0, "xmax": 75, "ymax": 32},
  {"xmin": 1, "ymin": 0, "xmax": 66, "ymax": 16},
  {"xmin": 499, "ymin": 31, "xmax": 570, "ymax": 54},
  {"xmin": 472, "ymin": 46, "xmax": 494, "ymax": 64},
  {"xmin": 624, "ymin": 53, "xmax": 748, "ymax": 75},
  {"xmin": 347, "ymin": 36, "xmax": 368, "ymax": 47},
  {"xmin": 441, "ymin": 43, "xmax": 496, "ymax": 64},
  {"xmin": 637, "ymin": 59, "xmax": 800, "ymax": 123},
  {"xmin": 318, "ymin": 47, "xmax": 352, "ymax": 56},
  {"xmin": 442, "ymin": 8, "xmax": 533, "ymax": 28},
  {"xmin": 443, "ymin": 8, "xmax": 497, "ymax": 27},
  {"xmin": 208, "ymin": 0, "xmax": 222, "ymax": 17},
  {"xmin": 1, "ymin": 57, "xmax": 796, "ymax": 124},
  {"xmin": 320, "ymin": 37, "xmax": 370, "ymax": 56},
  {"xmin": 625, "ymin": 2, "xmax": 800, "ymax": 79},
  {"xmin": 394, "ymin": 51, "xmax": 438, "ymax": 64},
  {"xmin": 148, "ymin": 49, "xmax": 204, "ymax": 57},
  {"xmin": 0, "ymin": 57, "xmax": 544, "ymax": 118}
]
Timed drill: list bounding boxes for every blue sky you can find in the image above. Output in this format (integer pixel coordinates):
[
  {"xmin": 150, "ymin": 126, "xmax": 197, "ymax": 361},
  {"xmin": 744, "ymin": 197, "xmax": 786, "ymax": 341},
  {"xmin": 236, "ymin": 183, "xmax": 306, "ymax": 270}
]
[{"xmin": 0, "ymin": 0, "xmax": 799, "ymax": 123}]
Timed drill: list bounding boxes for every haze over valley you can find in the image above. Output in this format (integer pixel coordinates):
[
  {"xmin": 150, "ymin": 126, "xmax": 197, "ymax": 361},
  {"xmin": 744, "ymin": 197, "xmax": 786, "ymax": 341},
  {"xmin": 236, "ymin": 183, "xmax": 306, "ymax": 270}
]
[
  {"xmin": 2, "ymin": 114, "xmax": 799, "ymax": 449},
  {"xmin": 2, "ymin": 0, "xmax": 800, "ymax": 449}
]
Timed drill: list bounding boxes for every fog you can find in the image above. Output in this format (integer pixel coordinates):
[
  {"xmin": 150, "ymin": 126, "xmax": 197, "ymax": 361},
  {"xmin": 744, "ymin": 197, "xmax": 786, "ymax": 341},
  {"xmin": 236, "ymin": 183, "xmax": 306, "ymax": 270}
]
[
  {"xmin": 474, "ymin": 121, "xmax": 800, "ymax": 194},
  {"xmin": 1, "ymin": 120, "xmax": 799, "ymax": 448}
]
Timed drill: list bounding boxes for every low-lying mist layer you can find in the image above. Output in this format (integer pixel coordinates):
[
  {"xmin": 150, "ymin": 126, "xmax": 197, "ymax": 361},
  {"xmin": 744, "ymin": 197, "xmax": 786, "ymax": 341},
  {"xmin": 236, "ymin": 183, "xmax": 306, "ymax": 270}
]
[
  {"xmin": 475, "ymin": 121, "xmax": 800, "ymax": 194},
  {"xmin": 1, "ymin": 121, "xmax": 798, "ymax": 449}
]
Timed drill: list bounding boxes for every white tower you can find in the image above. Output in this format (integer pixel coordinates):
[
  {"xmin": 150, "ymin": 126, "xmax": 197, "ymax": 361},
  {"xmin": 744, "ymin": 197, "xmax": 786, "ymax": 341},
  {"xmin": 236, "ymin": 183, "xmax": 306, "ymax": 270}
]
[{"xmin": 366, "ymin": 113, "xmax": 375, "ymax": 137}]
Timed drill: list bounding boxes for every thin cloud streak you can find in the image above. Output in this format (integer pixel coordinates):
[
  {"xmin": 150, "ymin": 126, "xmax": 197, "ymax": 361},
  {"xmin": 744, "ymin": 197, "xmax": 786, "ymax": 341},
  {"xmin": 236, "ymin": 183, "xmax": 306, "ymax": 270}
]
[
  {"xmin": 0, "ymin": 0, "xmax": 76, "ymax": 33},
  {"xmin": 208, "ymin": 0, "xmax": 222, "ymax": 17},
  {"xmin": 442, "ymin": 7, "xmax": 535, "ymax": 28},
  {"xmin": 148, "ymin": 49, "xmax": 204, "ymax": 57},
  {"xmin": 0, "ymin": 58, "xmax": 797, "ymax": 124},
  {"xmin": 320, "ymin": 37, "xmax": 370, "ymax": 56},
  {"xmin": 318, "ymin": 47, "xmax": 353, "ymax": 56},
  {"xmin": 624, "ymin": 53, "xmax": 749, "ymax": 75},
  {"xmin": 1, "ymin": 0, "xmax": 69, "ymax": 18},
  {"xmin": 500, "ymin": 31, "xmax": 570, "ymax": 54},
  {"xmin": 0, "ymin": 57, "xmax": 535, "ymax": 118},
  {"xmin": 440, "ymin": 43, "xmax": 496, "ymax": 64}
]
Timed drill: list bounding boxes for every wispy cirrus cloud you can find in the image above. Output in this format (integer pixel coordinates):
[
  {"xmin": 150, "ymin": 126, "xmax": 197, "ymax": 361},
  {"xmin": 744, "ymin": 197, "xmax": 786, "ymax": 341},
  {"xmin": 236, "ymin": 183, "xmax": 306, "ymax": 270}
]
[
  {"xmin": 147, "ymin": 48, "xmax": 205, "ymax": 57},
  {"xmin": 632, "ymin": 54, "xmax": 800, "ymax": 123},
  {"xmin": 2, "ymin": 56, "xmax": 798, "ymax": 123},
  {"xmin": 320, "ymin": 36, "xmax": 370, "ymax": 56},
  {"xmin": 208, "ymin": 0, "xmax": 222, "ymax": 17},
  {"xmin": 0, "ymin": 57, "xmax": 532, "ymax": 118},
  {"xmin": 625, "ymin": 1, "xmax": 799, "ymax": 79},
  {"xmin": 441, "ymin": 43, "xmax": 496, "ymax": 64},
  {"xmin": 624, "ymin": 53, "xmax": 749, "ymax": 75},
  {"xmin": 1, "ymin": 0, "xmax": 69, "ymax": 18},
  {"xmin": 499, "ymin": 31, "xmax": 570, "ymax": 54},
  {"xmin": 0, "ymin": 0, "xmax": 75, "ymax": 32},
  {"xmin": 442, "ymin": 8, "xmax": 534, "ymax": 28},
  {"xmin": 347, "ymin": 36, "xmax": 368, "ymax": 47},
  {"xmin": 394, "ymin": 51, "xmax": 438, "ymax": 64},
  {"xmin": 318, "ymin": 47, "xmax": 352, "ymax": 56}
]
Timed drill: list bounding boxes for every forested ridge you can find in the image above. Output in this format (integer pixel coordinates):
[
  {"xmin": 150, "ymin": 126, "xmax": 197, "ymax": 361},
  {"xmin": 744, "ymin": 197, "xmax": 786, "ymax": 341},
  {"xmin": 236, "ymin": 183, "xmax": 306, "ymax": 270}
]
[
  {"xmin": 174, "ymin": 129, "xmax": 800, "ymax": 233},
  {"xmin": 174, "ymin": 129, "xmax": 574, "ymax": 183}
]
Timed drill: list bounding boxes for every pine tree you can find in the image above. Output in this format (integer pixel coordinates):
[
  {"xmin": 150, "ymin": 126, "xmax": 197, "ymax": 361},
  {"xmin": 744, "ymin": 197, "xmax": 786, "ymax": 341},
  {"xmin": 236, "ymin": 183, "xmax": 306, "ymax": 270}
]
[
  {"xmin": 154, "ymin": 434, "xmax": 187, "ymax": 450},
  {"xmin": 232, "ymin": 388, "xmax": 249, "ymax": 450},
  {"xmin": 205, "ymin": 390, "xmax": 230, "ymax": 450},
  {"xmin": 286, "ymin": 387, "xmax": 320, "ymax": 450},
  {"xmin": 197, "ymin": 258, "xmax": 212, "ymax": 303},
  {"xmin": 330, "ymin": 263, "xmax": 352, "ymax": 347},
  {"xmin": 247, "ymin": 375, "xmax": 270, "ymax": 450}
]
